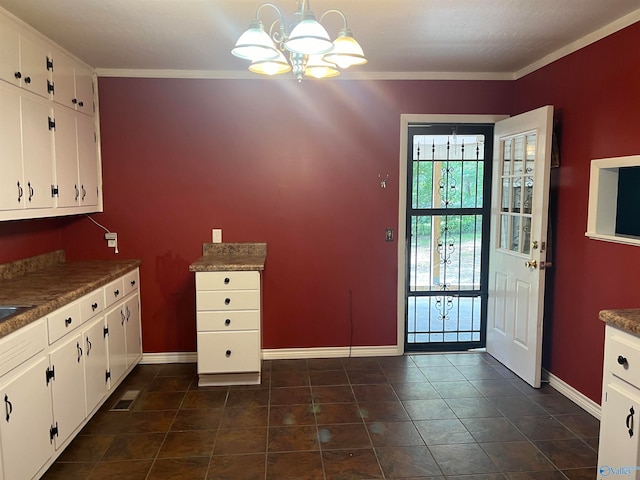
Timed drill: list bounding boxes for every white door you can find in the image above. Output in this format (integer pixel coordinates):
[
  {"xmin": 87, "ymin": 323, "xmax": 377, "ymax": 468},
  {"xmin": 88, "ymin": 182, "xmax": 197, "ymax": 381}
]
[{"xmin": 486, "ymin": 105, "xmax": 553, "ymax": 388}]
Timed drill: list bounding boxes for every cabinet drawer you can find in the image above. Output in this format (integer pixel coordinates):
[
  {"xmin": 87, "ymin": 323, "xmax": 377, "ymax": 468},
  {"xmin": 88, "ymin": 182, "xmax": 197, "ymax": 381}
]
[
  {"xmin": 48, "ymin": 302, "xmax": 82, "ymax": 344},
  {"xmin": 123, "ymin": 269, "xmax": 139, "ymax": 296},
  {"xmin": 0, "ymin": 318, "xmax": 47, "ymax": 378},
  {"xmin": 196, "ymin": 271, "xmax": 259, "ymax": 291},
  {"xmin": 197, "ymin": 331, "xmax": 260, "ymax": 374},
  {"xmin": 197, "ymin": 310, "xmax": 260, "ymax": 332},
  {"xmin": 79, "ymin": 288, "xmax": 103, "ymax": 322},
  {"xmin": 197, "ymin": 290, "xmax": 259, "ymax": 311},
  {"xmin": 104, "ymin": 277, "xmax": 125, "ymax": 308},
  {"xmin": 607, "ymin": 329, "xmax": 640, "ymax": 386}
]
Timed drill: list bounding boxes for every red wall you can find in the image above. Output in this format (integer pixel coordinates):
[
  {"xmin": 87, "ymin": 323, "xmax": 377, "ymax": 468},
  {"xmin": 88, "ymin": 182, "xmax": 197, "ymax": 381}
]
[
  {"xmin": 513, "ymin": 22, "xmax": 640, "ymax": 402},
  {"xmin": 0, "ymin": 218, "xmax": 65, "ymax": 264},
  {"xmin": 59, "ymin": 78, "xmax": 513, "ymax": 354}
]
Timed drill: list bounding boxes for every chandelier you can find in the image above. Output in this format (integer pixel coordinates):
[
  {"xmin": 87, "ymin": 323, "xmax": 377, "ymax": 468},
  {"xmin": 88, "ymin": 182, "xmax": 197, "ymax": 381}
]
[{"xmin": 231, "ymin": 0, "xmax": 367, "ymax": 81}]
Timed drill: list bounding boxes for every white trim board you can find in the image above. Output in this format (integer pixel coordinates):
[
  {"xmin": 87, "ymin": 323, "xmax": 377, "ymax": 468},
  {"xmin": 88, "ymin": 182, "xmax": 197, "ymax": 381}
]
[
  {"xmin": 262, "ymin": 345, "xmax": 399, "ymax": 360},
  {"xmin": 543, "ymin": 369, "xmax": 601, "ymax": 419}
]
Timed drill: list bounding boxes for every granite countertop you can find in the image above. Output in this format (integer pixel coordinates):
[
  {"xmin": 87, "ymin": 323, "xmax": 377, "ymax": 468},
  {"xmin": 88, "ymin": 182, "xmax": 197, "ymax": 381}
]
[
  {"xmin": 189, "ymin": 242, "xmax": 267, "ymax": 272},
  {"xmin": 600, "ymin": 309, "xmax": 640, "ymax": 336},
  {"xmin": 0, "ymin": 250, "xmax": 140, "ymax": 339}
]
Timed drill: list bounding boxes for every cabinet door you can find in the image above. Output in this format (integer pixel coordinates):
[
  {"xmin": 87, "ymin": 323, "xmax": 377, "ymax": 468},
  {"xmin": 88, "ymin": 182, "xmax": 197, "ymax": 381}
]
[
  {"xmin": 125, "ymin": 294, "xmax": 142, "ymax": 368},
  {"xmin": 84, "ymin": 316, "xmax": 108, "ymax": 415},
  {"xmin": 51, "ymin": 49, "xmax": 75, "ymax": 109},
  {"xmin": 599, "ymin": 382, "xmax": 640, "ymax": 478},
  {"xmin": 105, "ymin": 305, "xmax": 126, "ymax": 387},
  {"xmin": 0, "ymin": 356, "xmax": 53, "ymax": 480},
  {"xmin": 49, "ymin": 333, "xmax": 86, "ymax": 449},
  {"xmin": 53, "ymin": 105, "xmax": 80, "ymax": 207},
  {"xmin": 0, "ymin": 84, "xmax": 23, "ymax": 211},
  {"xmin": 21, "ymin": 95, "xmax": 55, "ymax": 209},
  {"xmin": 19, "ymin": 33, "xmax": 51, "ymax": 99},
  {"xmin": 74, "ymin": 63, "xmax": 94, "ymax": 115},
  {"xmin": 77, "ymin": 113, "xmax": 99, "ymax": 206},
  {"xmin": 0, "ymin": 17, "xmax": 20, "ymax": 87}
]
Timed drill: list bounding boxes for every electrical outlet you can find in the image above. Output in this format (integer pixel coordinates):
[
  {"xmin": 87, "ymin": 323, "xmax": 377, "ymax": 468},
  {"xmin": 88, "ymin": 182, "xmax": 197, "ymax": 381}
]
[
  {"xmin": 385, "ymin": 228, "xmax": 394, "ymax": 242},
  {"xmin": 212, "ymin": 229, "xmax": 222, "ymax": 243},
  {"xmin": 104, "ymin": 232, "xmax": 119, "ymax": 253}
]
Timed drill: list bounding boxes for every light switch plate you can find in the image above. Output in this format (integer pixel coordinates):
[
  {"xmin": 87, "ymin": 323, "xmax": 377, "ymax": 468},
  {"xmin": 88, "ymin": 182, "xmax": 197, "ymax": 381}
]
[{"xmin": 212, "ymin": 229, "xmax": 222, "ymax": 243}]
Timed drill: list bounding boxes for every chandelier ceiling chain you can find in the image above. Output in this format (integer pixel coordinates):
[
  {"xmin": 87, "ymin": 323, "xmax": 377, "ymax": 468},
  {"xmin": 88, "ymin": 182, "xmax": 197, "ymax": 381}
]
[{"xmin": 231, "ymin": 0, "xmax": 367, "ymax": 81}]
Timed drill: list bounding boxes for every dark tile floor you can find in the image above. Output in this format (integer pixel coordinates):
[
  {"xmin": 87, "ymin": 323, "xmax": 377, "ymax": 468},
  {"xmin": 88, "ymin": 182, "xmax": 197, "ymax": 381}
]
[{"xmin": 43, "ymin": 353, "xmax": 599, "ymax": 479}]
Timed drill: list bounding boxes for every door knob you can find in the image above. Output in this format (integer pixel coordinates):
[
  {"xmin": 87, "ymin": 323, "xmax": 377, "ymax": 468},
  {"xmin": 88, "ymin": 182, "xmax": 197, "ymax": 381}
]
[{"xmin": 525, "ymin": 260, "xmax": 537, "ymax": 269}]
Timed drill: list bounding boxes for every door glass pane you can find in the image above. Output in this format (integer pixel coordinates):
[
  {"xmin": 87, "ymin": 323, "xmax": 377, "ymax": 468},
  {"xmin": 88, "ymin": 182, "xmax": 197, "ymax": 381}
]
[
  {"xmin": 502, "ymin": 139, "xmax": 511, "ymax": 175},
  {"xmin": 525, "ymin": 134, "xmax": 536, "ymax": 174},
  {"xmin": 511, "ymin": 179, "xmax": 521, "ymax": 213},
  {"xmin": 510, "ymin": 216, "xmax": 520, "ymax": 252},
  {"xmin": 500, "ymin": 215, "xmax": 509, "ymax": 249},
  {"xmin": 501, "ymin": 178, "xmax": 510, "ymax": 212},
  {"xmin": 522, "ymin": 217, "xmax": 532, "ymax": 256},
  {"xmin": 523, "ymin": 176, "xmax": 534, "ymax": 214},
  {"xmin": 513, "ymin": 136, "xmax": 524, "ymax": 174}
]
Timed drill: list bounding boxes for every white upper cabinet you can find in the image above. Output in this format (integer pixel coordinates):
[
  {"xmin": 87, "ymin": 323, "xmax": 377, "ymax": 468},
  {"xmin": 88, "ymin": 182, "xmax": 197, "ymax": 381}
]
[
  {"xmin": 0, "ymin": 84, "xmax": 23, "ymax": 211},
  {"xmin": 0, "ymin": 16, "xmax": 20, "ymax": 87},
  {"xmin": 0, "ymin": 9, "xmax": 102, "ymax": 221},
  {"xmin": 52, "ymin": 48, "xmax": 95, "ymax": 115}
]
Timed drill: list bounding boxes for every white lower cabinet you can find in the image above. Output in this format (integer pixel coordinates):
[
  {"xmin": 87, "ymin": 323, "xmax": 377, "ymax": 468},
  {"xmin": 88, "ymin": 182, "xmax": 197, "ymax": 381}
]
[
  {"xmin": 195, "ymin": 271, "xmax": 261, "ymax": 386},
  {"xmin": 48, "ymin": 332, "xmax": 86, "ymax": 449},
  {"xmin": 598, "ymin": 325, "xmax": 640, "ymax": 479},
  {"xmin": 0, "ymin": 355, "xmax": 53, "ymax": 480},
  {"xmin": 0, "ymin": 267, "xmax": 141, "ymax": 479},
  {"xmin": 83, "ymin": 316, "xmax": 108, "ymax": 415}
]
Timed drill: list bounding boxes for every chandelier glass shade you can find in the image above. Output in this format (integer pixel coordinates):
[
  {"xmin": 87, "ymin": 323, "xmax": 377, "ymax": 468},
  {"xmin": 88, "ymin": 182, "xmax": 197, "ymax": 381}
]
[{"xmin": 231, "ymin": 0, "xmax": 367, "ymax": 81}]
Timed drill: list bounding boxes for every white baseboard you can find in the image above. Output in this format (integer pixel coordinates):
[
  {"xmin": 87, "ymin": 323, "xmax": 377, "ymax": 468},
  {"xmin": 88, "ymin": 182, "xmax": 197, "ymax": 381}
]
[
  {"xmin": 141, "ymin": 352, "xmax": 197, "ymax": 364},
  {"xmin": 543, "ymin": 369, "xmax": 601, "ymax": 419},
  {"xmin": 261, "ymin": 345, "xmax": 400, "ymax": 360}
]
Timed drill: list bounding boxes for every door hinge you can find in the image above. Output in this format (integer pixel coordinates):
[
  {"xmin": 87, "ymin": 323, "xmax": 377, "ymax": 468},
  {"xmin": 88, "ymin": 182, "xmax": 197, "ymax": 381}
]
[
  {"xmin": 105, "ymin": 370, "xmax": 111, "ymax": 383},
  {"xmin": 48, "ymin": 117, "xmax": 56, "ymax": 131},
  {"xmin": 45, "ymin": 366, "xmax": 55, "ymax": 385},
  {"xmin": 49, "ymin": 422, "xmax": 59, "ymax": 443},
  {"xmin": 46, "ymin": 56, "xmax": 54, "ymax": 71},
  {"xmin": 103, "ymin": 325, "xmax": 109, "ymax": 337},
  {"xmin": 51, "ymin": 185, "xmax": 59, "ymax": 197},
  {"xmin": 47, "ymin": 80, "xmax": 54, "ymax": 94}
]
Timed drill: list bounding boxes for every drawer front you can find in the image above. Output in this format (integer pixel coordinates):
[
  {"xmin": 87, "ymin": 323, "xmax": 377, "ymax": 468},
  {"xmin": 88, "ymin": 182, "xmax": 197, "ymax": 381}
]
[
  {"xmin": 197, "ymin": 310, "xmax": 260, "ymax": 332},
  {"xmin": 123, "ymin": 269, "xmax": 139, "ymax": 296},
  {"xmin": 607, "ymin": 328, "xmax": 640, "ymax": 385},
  {"xmin": 196, "ymin": 290, "xmax": 259, "ymax": 311},
  {"xmin": 104, "ymin": 277, "xmax": 125, "ymax": 308},
  {"xmin": 196, "ymin": 271, "xmax": 259, "ymax": 291},
  {"xmin": 197, "ymin": 331, "xmax": 260, "ymax": 374},
  {"xmin": 0, "ymin": 318, "xmax": 47, "ymax": 378},
  {"xmin": 48, "ymin": 302, "xmax": 82, "ymax": 344},
  {"xmin": 79, "ymin": 288, "xmax": 104, "ymax": 322}
]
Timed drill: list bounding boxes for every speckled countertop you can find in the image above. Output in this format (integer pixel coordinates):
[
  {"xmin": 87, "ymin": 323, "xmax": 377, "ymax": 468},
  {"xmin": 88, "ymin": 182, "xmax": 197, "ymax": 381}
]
[
  {"xmin": 600, "ymin": 309, "xmax": 640, "ymax": 337},
  {"xmin": 189, "ymin": 242, "xmax": 267, "ymax": 272},
  {"xmin": 0, "ymin": 250, "xmax": 140, "ymax": 339}
]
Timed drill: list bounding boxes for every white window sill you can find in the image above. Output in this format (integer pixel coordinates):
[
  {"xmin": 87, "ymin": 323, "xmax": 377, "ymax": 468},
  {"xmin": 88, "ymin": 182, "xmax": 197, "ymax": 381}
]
[{"xmin": 585, "ymin": 232, "xmax": 640, "ymax": 247}]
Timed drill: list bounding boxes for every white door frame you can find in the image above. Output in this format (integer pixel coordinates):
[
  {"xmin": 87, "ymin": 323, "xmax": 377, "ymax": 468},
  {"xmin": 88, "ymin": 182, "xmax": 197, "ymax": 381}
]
[{"xmin": 396, "ymin": 114, "xmax": 509, "ymax": 354}]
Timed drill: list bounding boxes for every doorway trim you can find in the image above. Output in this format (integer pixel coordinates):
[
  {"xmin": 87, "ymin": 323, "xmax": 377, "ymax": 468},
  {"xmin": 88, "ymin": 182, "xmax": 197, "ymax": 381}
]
[{"xmin": 397, "ymin": 114, "xmax": 509, "ymax": 354}]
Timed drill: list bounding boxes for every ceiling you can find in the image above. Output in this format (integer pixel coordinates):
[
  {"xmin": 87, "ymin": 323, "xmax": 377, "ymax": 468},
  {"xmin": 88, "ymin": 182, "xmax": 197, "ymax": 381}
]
[{"xmin": 0, "ymin": 0, "xmax": 639, "ymax": 79}]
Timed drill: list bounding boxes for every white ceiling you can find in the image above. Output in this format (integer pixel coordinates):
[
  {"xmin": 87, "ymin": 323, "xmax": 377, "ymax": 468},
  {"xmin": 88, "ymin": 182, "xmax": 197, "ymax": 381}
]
[{"xmin": 0, "ymin": 0, "xmax": 639, "ymax": 79}]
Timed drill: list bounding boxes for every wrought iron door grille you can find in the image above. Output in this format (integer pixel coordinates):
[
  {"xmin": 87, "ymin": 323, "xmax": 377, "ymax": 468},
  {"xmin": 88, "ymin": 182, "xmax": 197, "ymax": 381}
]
[{"xmin": 406, "ymin": 124, "xmax": 493, "ymax": 351}]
